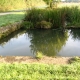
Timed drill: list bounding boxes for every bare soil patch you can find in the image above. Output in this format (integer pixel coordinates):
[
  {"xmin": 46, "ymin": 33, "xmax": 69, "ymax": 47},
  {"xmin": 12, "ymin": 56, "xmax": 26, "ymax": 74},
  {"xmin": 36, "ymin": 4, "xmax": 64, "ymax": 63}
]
[{"xmin": 0, "ymin": 56, "xmax": 72, "ymax": 65}]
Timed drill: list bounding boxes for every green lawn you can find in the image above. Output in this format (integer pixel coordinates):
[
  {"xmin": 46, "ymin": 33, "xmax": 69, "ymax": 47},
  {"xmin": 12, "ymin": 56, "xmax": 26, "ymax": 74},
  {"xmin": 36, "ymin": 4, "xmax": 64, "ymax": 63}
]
[
  {"xmin": 0, "ymin": 60, "xmax": 80, "ymax": 80},
  {"xmin": 0, "ymin": 12, "xmax": 25, "ymax": 27}
]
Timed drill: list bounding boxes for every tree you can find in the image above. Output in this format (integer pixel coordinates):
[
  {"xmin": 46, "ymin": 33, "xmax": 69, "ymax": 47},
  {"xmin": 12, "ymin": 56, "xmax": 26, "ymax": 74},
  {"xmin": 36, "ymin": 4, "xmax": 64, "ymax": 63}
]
[{"xmin": 43, "ymin": 0, "xmax": 61, "ymax": 8}]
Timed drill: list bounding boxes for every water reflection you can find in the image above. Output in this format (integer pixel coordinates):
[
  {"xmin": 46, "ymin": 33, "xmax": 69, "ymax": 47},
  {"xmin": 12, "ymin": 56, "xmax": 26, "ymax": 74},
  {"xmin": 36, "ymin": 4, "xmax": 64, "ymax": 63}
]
[
  {"xmin": 0, "ymin": 30, "xmax": 33, "ymax": 56},
  {"xmin": 70, "ymin": 29, "xmax": 80, "ymax": 40},
  {"xmin": 0, "ymin": 29, "xmax": 80, "ymax": 57},
  {"xmin": 0, "ymin": 30, "xmax": 26, "ymax": 47},
  {"xmin": 27, "ymin": 29, "xmax": 68, "ymax": 56}
]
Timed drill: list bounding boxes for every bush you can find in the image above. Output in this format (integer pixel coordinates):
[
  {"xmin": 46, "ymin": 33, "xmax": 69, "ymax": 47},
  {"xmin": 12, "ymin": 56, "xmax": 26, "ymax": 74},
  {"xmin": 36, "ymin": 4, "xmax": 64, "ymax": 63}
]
[
  {"xmin": 24, "ymin": 7, "xmax": 80, "ymax": 29},
  {"xmin": 24, "ymin": 9, "xmax": 62, "ymax": 28},
  {"xmin": 35, "ymin": 51, "xmax": 43, "ymax": 59},
  {"xmin": 36, "ymin": 21, "xmax": 52, "ymax": 29}
]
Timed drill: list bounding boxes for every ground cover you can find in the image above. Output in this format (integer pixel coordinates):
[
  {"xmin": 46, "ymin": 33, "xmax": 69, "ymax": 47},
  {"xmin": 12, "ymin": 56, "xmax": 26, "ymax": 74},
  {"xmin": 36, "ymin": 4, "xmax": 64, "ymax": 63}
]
[
  {"xmin": 0, "ymin": 12, "xmax": 25, "ymax": 27},
  {"xmin": 0, "ymin": 56, "xmax": 80, "ymax": 80}
]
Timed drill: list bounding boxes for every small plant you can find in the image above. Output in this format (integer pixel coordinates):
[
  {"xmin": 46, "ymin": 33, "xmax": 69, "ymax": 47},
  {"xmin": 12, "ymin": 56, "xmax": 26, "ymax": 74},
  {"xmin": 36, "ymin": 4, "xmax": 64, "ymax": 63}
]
[
  {"xmin": 35, "ymin": 51, "xmax": 43, "ymax": 59},
  {"xmin": 69, "ymin": 57, "xmax": 80, "ymax": 63},
  {"xmin": 36, "ymin": 21, "xmax": 52, "ymax": 29},
  {"xmin": 74, "ymin": 57, "xmax": 80, "ymax": 62}
]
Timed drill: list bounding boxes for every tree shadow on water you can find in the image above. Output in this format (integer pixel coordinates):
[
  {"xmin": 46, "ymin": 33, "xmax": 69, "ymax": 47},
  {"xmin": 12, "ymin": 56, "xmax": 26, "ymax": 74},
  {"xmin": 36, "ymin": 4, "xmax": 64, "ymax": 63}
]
[{"xmin": 27, "ymin": 29, "xmax": 68, "ymax": 57}]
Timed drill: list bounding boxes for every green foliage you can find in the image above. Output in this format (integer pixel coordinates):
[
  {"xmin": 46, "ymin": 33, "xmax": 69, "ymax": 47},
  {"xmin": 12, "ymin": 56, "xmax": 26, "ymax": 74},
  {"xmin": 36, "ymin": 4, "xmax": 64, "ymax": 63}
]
[
  {"xmin": 0, "ymin": 12, "xmax": 25, "ymax": 27},
  {"xmin": 43, "ymin": 0, "xmax": 60, "ymax": 8},
  {"xmin": 70, "ymin": 57, "xmax": 80, "ymax": 63},
  {"xmin": 36, "ymin": 21, "xmax": 52, "ymax": 29},
  {"xmin": 21, "ymin": 21, "xmax": 33, "ymax": 29},
  {"xmin": 0, "ymin": 61, "xmax": 80, "ymax": 79},
  {"xmin": 35, "ymin": 51, "xmax": 43, "ymax": 59},
  {"xmin": 66, "ymin": 7, "xmax": 80, "ymax": 27},
  {"xmin": 24, "ymin": 6, "xmax": 80, "ymax": 29},
  {"xmin": 24, "ymin": 9, "xmax": 62, "ymax": 28},
  {"xmin": 0, "ymin": 0, "xmax": 26, "ymax": 12}
]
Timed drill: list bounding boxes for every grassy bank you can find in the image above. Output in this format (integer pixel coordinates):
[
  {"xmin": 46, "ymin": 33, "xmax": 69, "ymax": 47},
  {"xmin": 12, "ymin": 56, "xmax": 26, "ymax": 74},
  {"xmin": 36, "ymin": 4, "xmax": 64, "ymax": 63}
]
[
  {"xmin": 0, "ymin": 12, "xmax": 25, "ymax": 39},
  {"xmin": 0, "ymin": 57, "xmax": 80, "ymax": 80},
  {"xmin": 24, "ymin": 6, "xmax": 80, "ymax": 29},
  {"xmin": 0, "ymin": 12, "xmax": 25, "ymax": 27}
]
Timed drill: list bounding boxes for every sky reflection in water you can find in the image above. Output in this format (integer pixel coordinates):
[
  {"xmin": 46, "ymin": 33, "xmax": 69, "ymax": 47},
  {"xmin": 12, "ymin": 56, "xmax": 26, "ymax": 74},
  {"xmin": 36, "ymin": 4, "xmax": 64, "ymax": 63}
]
[{"xmin": 0, "ymin": 29, "xmax": 80, "ymax": 57}]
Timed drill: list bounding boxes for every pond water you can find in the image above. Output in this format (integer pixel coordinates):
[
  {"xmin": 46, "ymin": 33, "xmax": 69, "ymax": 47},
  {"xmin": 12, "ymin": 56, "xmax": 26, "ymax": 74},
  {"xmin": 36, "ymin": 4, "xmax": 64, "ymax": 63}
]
[{"xmin": 0, "ymin": 29, "xmax": 80, "ymax": 57}]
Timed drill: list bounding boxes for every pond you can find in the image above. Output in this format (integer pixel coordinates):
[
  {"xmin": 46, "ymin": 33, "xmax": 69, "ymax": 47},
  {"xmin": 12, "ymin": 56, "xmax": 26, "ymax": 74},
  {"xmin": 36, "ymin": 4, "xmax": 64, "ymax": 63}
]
[{"xmin": 0, "ymin": 29, "xmax": 80, "ymax": 57}]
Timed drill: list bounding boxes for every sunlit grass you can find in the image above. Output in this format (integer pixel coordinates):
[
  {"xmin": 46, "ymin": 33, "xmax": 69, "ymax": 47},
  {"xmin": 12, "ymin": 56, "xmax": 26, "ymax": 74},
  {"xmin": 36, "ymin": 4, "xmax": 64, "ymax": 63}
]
[
  {"xmin": 0, "ymin": 59, "xmax": 80, "ymax": 80},
  {"xmin": 0, "ymin": 12, "xmax": 25, "ymax": 27},
  {"xmin": 24, "ymin": 6, "xmax": 80, "ymax": 29}
]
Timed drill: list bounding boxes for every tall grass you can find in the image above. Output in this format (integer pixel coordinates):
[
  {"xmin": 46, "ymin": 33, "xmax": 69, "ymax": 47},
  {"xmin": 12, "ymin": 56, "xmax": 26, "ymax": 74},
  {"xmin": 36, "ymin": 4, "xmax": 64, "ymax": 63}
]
[
  {"xmin": 0, "ymin": 0, "xmax": 26, "ymax": 12},
  {"xmin": 24, "ymin": 6, "xmax": 80, "ymax": 29},
  {"xmin": 24, "ymin": 9, "xmax": 62, "ymax": 28}
]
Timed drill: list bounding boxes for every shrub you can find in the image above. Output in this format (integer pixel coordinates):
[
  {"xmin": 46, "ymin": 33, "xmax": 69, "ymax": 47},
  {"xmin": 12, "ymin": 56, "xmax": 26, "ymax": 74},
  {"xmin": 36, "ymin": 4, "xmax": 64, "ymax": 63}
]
[
  {"xmin": 24, "ymin": 6, "xmax": 80, "ymax": 29},
  {"xmin": 35, "ymin": 51, "xmax": 43, "ymax": 59},
  {"xmin": 36, "ymin": 21, "xmax": 52, "ymax": 29},
  {"xmin": 24, "ymin": 9, "xmax": 62, "ymax": 28}
]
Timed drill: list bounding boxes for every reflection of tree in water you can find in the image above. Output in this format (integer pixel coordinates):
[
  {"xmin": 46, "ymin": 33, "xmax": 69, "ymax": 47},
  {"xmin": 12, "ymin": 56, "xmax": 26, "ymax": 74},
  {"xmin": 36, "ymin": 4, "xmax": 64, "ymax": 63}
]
[
  {"xmin": 0, "ymin": 30, "xmax": 26, "ymax": 47},
  {"xmin": 27, "ymin": 29, "xmax": 68, "ymax": 56},
  {"xmin": 70, "ymin": 29, "xmax": 80, "ymax": 40}
]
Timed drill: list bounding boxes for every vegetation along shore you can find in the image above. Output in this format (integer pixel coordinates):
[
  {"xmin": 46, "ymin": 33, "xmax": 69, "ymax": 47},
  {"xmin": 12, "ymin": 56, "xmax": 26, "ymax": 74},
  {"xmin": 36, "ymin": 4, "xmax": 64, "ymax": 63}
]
[
  {"xmin": 0, "ymin": 0, "xmax": 80, "ymax": 79},
  {"xmin": 0, "ymin": 56, "xmax": 80, "ymax": 79}
]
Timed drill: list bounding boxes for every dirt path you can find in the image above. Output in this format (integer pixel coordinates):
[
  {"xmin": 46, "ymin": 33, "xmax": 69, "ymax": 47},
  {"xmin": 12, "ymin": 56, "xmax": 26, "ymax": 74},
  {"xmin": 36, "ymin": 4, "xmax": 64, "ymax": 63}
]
[
  {"xmin": 0, "ymin": 10, "xmax": 26, "ymax": 15},
  {"xmin": 0, "ymin": 56, "xmax": 72, "ymax": 65},
  {"xmin": 0, "ymin": 12, "xmax": 14, "ymax": 15}
]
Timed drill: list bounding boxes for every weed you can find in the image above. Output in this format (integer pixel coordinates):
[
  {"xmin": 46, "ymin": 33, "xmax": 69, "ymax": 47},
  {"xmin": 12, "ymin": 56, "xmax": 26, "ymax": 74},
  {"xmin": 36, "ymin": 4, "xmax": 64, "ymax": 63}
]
[
  {"xmin": 35, "ymin": 51, "xmax": 43, "ymax": 59},
  {"xmin": 24, "ymin": 6, "xmax": 80, "ymax": 29}
]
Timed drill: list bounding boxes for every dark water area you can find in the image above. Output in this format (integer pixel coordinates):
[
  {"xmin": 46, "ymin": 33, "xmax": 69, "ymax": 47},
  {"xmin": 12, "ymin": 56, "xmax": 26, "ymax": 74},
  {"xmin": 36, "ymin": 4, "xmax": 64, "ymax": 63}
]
[{"xmin": 0, "ymin": 29, "xmax": 80, "ymax": 57}]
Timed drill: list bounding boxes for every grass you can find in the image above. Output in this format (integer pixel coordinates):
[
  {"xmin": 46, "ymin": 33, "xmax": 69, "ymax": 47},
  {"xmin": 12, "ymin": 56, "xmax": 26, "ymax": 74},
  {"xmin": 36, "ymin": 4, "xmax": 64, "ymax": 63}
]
[
  {"xmin": 24, "ymin": 6, "xmax": 80, "ymax": 29},
  {"xmin": 0, "ymin": 58, "xmax": 80, "ymax": 80},
  {"xmin": 24, "ymin": 9, "xmax": 62, "ymax": 28},
  {"xmin": 0, "ymin": 12, "xmax": 25, "ymax": 27}
]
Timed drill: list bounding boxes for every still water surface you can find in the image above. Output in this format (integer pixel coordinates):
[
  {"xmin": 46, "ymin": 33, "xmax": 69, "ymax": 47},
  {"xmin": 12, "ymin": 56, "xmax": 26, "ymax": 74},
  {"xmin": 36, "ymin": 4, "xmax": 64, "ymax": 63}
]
[{"xmin": 0, "ymin": 29, "xmax": 80, "ymax": 57}]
